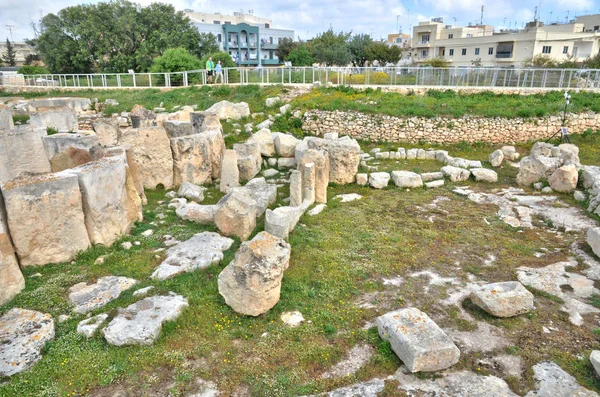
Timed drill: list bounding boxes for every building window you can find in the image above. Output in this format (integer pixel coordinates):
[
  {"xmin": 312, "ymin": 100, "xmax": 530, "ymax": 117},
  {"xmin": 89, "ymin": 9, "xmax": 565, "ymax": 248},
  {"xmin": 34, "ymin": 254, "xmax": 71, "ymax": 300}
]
[
  {"xmin": 213, "ymin": 20, "xmax": 220, "ymax": 24},
  {"xmin": 449, "ymin": 49, "xmax": 454, "ymax": 56},
  {"xmin": 265, "ymin": 23, "xmax": 270, "ymax": 28},
  {"xmin": 496, "ymin": 43, "xmax": 514, "ymax": 58},
  {"xmin": 217, "ymin": 34, "xmax": 222, "ymax": 43},
  {"xmin": 421, "ymin": 34, "xmax": 430, "ymax": 43},
  {"xmin": 488, "ymin": 47, "xmax": 493, "ymax": 55},
  {"xmin": 441, "ymin": 49, "xmax": 446, "ymax": 56},
  {"xmin": 542, "ymin": 46, "xmax": 551, "ymax": 54},
  {"xmin": 467, "ymin": 34, "xmax": 473, "ymax": 38},
  {"xmin": 563, "ymin": 46, "xmax": 569, "ymax": 54},
  {"xmin": 421, "ymin": 49, "xmax": 429, "ymax": 57},
  {"xmin": 475, "ymin": 48, "xmax": 480, "ymax": 55},
  {"xmin": 594, "ymin": 25, "xmax": 599, "ymax": 31},
  {"xmin": 448, "ymin": 34, "xmax": 454, "ymax": 39},
  {"xmin": 225, "ymin": 21, "xmax": 231, "ymax": 24},
  {"xmin": 461, "ymin": 48, "xmax": 467, "ymax": 55}
]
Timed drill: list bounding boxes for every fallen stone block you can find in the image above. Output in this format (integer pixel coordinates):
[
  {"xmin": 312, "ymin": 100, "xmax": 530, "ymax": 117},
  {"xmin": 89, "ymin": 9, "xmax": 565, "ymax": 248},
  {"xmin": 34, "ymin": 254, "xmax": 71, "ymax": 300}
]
[
  {"xmin": 489, "ymin": 150, "xmax": 504, "ymax": 167},
  {"xmin": 164, "ymin": 120, "xmax": 194, "ymax": 138},
  {"xmin": 265, "ymin": 206, "xmax": 302, "ymax": 240},
  {"xmin": 471, "ymin": 168, "xmax": 498, "ymax": 183},
  {"xmin": 548, "ymin": 164, "xmax": 578, "ymax": 193},
  {"xmin": 234, "ymin": 142, "xmax": 262, "ymax": 181},
  {"xmin": 501, "ymin": 146, "xmax": 519, "ymax": 161},
  {"xmin": 129, "ymin": 104, "xmax": 157, "ymax": 128},
  {"xmin": 471, "ymin": 281, "xmax": 534, "ymax": 317},
  {"xmin": 213, "ymin": 189, "xmax": 258, "ymax": 241},
  {"xmin": 426, "ymin": 180, "xmax": 444, "ymax": 188},
  {"xmin": 175, "ymin": 203, "xmax": 215, "ymax": 224},
  {"xmin": 421, "ymin": 172, "xmax": 444, "ymax": 182},
  {"xmin": 275, "ymin": 134, "xmax": 301, "ymax": 157},
  {"xmin": 392, "ymin": 171, "xmax": 423, "ymax": 188},
  {"xmin": 526, "ymin": 361, "xmax": 599, "ymax": 397},
  {"xmin": 369, "ymin": 172, "xmax": 390, "ymax": 189},
  {"xmin": 247, "ymin": 128, "xmax": 275, "ymax": 157},
  {"xmin": 68, "ymin": 276, "xmax": 138, "ymax": 314},
  {"xmin": 170, "ymin": 133, "xmax": 212, "ymax": 186},
  {"xmin": 591, "ymin": 351, "xmax": 600, "ymax": 378},
  {"xmin": 277, "ymin": 157, "xmax": 297, "ymax": 169},
  {"xmin": 441, "ymin": 166, "xmax": 471, "ymax": 182},
  {"xmin": 242, "ymin": 177, "xmax": 277, "ymax": 216},
  {"xmin": 0, "ymin": 127, "xmax": 51, "ymax": 183},
  {"xmin": 42, "ymin": 132, "xmax": 98, "ymax": 161},
  {"xmin": 178, "ymin": 182, "xmax": 205, "ymax": 202},
  {"xmin": 204, "ymin": 101, "xmax": 250, "ymax": 120},
  {"xmin": 376, "ymin": 308, "xmax": 460, "ymax": 372}
]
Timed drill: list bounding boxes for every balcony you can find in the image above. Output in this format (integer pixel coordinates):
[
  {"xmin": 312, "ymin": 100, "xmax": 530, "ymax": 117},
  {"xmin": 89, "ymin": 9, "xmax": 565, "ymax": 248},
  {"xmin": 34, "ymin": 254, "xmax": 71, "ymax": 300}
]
[
  {"xmin": 261, "ymin": 42, "xmax": 278, "ymax": 49},
  {"xmin": 495, "ymin": 52, "xmax": 513, "ymax": 61},
  {"xmin": 415, "ymin": 41, "xmax": 431, "ymax": 47}
]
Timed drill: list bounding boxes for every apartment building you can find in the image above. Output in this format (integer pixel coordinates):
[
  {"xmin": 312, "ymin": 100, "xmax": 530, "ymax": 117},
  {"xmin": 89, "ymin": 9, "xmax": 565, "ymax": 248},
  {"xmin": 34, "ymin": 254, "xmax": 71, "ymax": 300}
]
[
  {"xmin": 0, "ymin": 42, "xmax": 36, "ymax": 66},
  {"xmin": 387, "ymin": 33, "xmax": 411, "ymax": 49},
  {"xmin": 185, "ymin": 11, "xmax": 295, "ymax": 66},
  {"xmin": 411, "ymin": 15, "xmax": 600, "ymax": 67}
]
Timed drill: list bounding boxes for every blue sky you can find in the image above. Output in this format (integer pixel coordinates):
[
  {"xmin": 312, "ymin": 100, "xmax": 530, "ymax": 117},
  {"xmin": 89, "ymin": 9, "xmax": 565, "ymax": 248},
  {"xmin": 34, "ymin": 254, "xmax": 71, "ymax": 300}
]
[{"xmin": 1, "ymin": 0, "xmax": 598, "ymax": 42}]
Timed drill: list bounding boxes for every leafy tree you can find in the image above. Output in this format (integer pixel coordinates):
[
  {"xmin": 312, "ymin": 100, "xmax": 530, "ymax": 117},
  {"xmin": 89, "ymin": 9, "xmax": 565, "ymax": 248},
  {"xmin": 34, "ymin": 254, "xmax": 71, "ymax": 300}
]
[
  {"xmin": 364, "ymin": 42, "xmax": 402, "ymax": 65},
  {"xmin": 584, "ymin": 52, "xmax": 600, "ymax": 69},
  {"xmin": 348, "ymin": 34, "xmax": 373, "ymax": 67},
  {"xmin": 275, "ymin": 37, "xmax": 298, "ymax": 61},
  {"xmin": 309, "ymin": 29, "xmax": 352, "ymax": 66},
  {"xmin": 3, "ymin": 39, "xmax": 17, "ymax": 66},
  {"xmin": 197, "ymin": 33, "xmax": 220, "ymax": 58},
  {"xmin": 24, "ymin": 54, "xmax": 42, "ymax": 65},
  {"xmin": 423, "ymin": 57, "xmax": 450, "ymax": 67},
  {"xmin": 286, "ymin": 45, "xmax": 314, "ymax": 66},
  {"xmin": 150, "ymin": 48, "xmax": 202, "ymax": 73},
  {"xmin": 18, "ymin": 65, "xmax": 50, "ymax": 74},
  {"xmin": 36, "ymin": 0, "xmax": 203, "ymax": 73}
]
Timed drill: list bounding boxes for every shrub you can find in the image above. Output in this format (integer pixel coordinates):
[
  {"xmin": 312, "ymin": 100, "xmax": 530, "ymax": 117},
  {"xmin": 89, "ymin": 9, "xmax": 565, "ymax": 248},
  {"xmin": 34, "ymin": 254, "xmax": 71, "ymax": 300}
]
[
  {"xmin": 423, "ymin": 58, "xmax": 450, "ymax": 67},
  {"xmin": 149, "ymin": 48, "xmax": 203, "ymax": 85},
  {"xmin": 348, "ymin": 73, "xmax": 365, "ymax": 84},
  {"xmin": 17, "ymin": 65, "xmax": 50, "ymax": 75},
  {"xmin": 371, "ymin": 72, "xmax": 389, "ymax": 85}
]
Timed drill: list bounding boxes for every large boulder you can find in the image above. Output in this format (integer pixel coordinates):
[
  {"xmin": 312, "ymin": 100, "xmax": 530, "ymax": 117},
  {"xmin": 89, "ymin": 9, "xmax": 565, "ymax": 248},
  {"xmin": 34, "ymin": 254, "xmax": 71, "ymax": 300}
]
[
  {"xmin": 118, "ymin": 126, "xmax": 174, "ymax": 189},
  {"xmin": 103, "ymin": 293, "xmax": 189, "ymax": 346},
  {"xmin": 0, "ymin": 190, "xmax": 24, "ymax": 305},
  {"xmin": 289, "ymin": 170, "xmax": 303, "ymax": 207},
  {"xmin": 0, "ymin": 105, "xmax": 13, "ymax": 130},
  {"xmin": 558, "ymin": 143, "xmax": 580, "ymax": 166},
  {"xmin": 441, "ymin": 166, "xmax": 471, "ymax": 182},
  {"xmin": 548, "ymin": 164, "xmax": 578, "ymax": 193},
  {"xmin": 489, "ymin": 150, "xmax": 504, "ymax": 167},
  {"xmin": 170, "ymin": 134, "xmax": 212, "ymax": 186},
  {"xmin": 42, "ymin": 133, "xmax": 98, "ymax": 160},
  {"xmin": 204, "ymin": 101, "xmax": 250, "ymax": 120},
  {"xmin": 531, "ymin": 142, "xmax": 554, "ymax": 158},
  {"xmin": 0, "ymin": 308, "xmax": 54, "ymax": 376},
  {"xmin": 64, "ymin": 157, "xmax": 141, "ymax": 246},
  {"xmin": 297, "ymin": 149, "xmax": 330, "ymax": 203},
  {"xmin": 68, "ymin": 276, "xmax": 138, "ymax": 314},
  {"xmin": 501, "ymin": 146, "xmax": 519, "ymax": 161},
  {"xmin": 177, "ymin": 182, "xmax": 205, "ymax": 202},
  {"xmin": 247, "ymin": 129, "xmax": 275, "ymax": 157},
  {"xmin": 0, "ymin": 127, "xmax": 51, "ymax": 184},
  {"xmin": 213, "ymin": 189, "xmax": 258, "ymax": 241},
  {"xmin": 29, "ymin": 106, "xmax": 78, "ymax": 132},
  {"xmin": 471, "ymin": 168, "xmax": 498, "ymax": 183},
  {"xmin": 369, "ymin": 172, "xmax": 390, "ymax": 189},
  {"xmin": 234, "ymin": 142, "xmax": 262, "ymax": 181},
  {"xmin": 241, "ymin": 178, "xmax": 277, "ymax": 216},
  {"xmin": 2, "ymin": 172, "xmax": 91, "ymax": 266},
  {"xmin": 470, "ymin": 281, "xmax": 534, "ymax": 317},
  {"xmin": 265, "ymin": 206, "xmax": 302, "ymax": 240},
  {"xmin": 274, "ymin": 134, "xmax": 301, "ymax": 157},
  {"xmin": 516, "ymin": 156, "xmax": 546, "ymax": 186},
  {"xmin": 218, "ymin": 231, "xmax": 291, "ymax": 316},
  {"xmin": 376, "ymin": 308, "xmax": 460, "ymax": 372},
  {"xmin": 175, "ymin": 203, "xmax": 215, "ymax": 224},
  {"xmin": 307, "ymin": 137, "xmax": 360, "ymax": 184},
  {"xmin": 391, "ymin": 171, "xmax": 423, "ymax": 188},
  {"xmin": 92, "ymin": 119, "xmax": 120, "ymax": 146}
]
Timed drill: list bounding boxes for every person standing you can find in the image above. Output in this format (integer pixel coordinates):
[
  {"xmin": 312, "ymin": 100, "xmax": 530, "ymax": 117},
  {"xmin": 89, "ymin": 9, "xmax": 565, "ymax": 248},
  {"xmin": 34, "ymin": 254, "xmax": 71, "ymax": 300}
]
[
  {"xmin": 206, "ymin": 56, "xmax": 215, "ymax": 84},
  {"xmin": 214, "ymin": 60, "xmax": 224, "ymax": 84}
]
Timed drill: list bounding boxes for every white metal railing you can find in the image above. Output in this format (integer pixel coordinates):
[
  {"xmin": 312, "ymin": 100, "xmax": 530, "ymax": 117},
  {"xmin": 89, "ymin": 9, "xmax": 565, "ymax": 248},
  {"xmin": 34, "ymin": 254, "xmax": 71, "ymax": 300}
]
[{"xmin": 3, "ymin": 66, "xmax": 600, "ymax": 90}]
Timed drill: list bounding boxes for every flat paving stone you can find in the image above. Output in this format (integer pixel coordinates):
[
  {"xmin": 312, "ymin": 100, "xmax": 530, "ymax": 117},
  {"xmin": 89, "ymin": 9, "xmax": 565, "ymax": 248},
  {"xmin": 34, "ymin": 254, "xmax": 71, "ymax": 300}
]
[{"xmin": 68, "ymin": 276, "xmax": 138, "ymax": 314}]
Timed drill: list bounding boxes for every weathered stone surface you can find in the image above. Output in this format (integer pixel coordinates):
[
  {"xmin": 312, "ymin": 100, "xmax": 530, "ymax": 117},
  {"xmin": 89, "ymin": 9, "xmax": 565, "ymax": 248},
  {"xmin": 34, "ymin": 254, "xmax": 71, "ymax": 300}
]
[
  {"xmin": 591, "ymin": 351, "xmax": 600, "ymax": 378},
  {"xmin": 322, "ymin": 344, "xmax": 374, "ymax": 379},
  {"xmin": 0, "ymin": 308, "xmax": 55, "ymax": 376},
  {"xmin": 0, "ymin": 190, "xmax": 24, "ymax": 305},
  {"xmin": 558, "ymin": 143, "xmax": 580, "ymax": 166},
  {"xmin": 369, "ymin": 172, "xmax": 390, "ymax": 189},
  {"xmin": 92, "ymin": 119, "xmax": 120, "ymax": 146},
  {"xmin": 588, "ymin": 228, "xmax": 600, "ymax": 259},
  {"xmin": 290, "ymin": 170, "xmax": 303, "ymax": 207},
  {"xmin": 489, "ymin": 149, "xmax": 504, "ymax": 167},
  {"xmin": 220, "ymin": 149, "xmax": 240, "ymax": 193},
  {"xmin": 441, "ymin": 166, "xmax": 471, "ymax": 182},
  {"xmin": 218, "ymin": 232, "xmax": 291, "ymax": 316},
  {"xmin": 0, "ymin": 127, "xmax": 51, "ymax": 183},
  {"xmin": 278, "ymin": 157, "xmax": 297, "ymax": 169},
  {"xmin": 275, "ymin": 134, "xmax": 301, "ymax": 157},
  {"xmin": 471, "ymin": 281, "xmax": 534, "ymax": 317},
  {"xmin": 170, "ymin": 134, "xmax": 212, "ymax": 186},
  {"xmin": 548, "ymin": 164, "xmax": 578, "ymax": 193},
  {"xmin": 334, "ymin": 193, "xmax": 362, "ymax": 202},
  {"xmin": 175, "ymin": 203, "xmax": 215, "ymax": 224},
  {"xmin": 118, "ymin": 127, "xmax": 174, "ymax": 189},
  {"xmin": 190, "ymin": 111, "xmax": 222, "ymax": 134},
  {"xmin": 151, "ymin": 232, "xmax": 234, "ymax": 280},
  {"xmin": 263, "ymin": 168, "xmax": 279, "ymax": 178},
  {"xmin": 178, "ymin": 182, "xmax": 205, "ymax": 202},
  {"xmin": 49, "ymin": 146, "xmax": 92, "ymax": 172},
  {"xmin": 501, "ymin": 145, "xmax": 519, "ymax": 161},
  {"xmin": 265, "ymin": 206, "xmax": 302, "ymax": 240},
  {"xmin": 164, "ymin": 120, "xmax": 193, "ymax": 138},
  {"xmin": 265, "ymin": 97, "xmax": 280, "ymax": 107},
  {"xmin": 42, "ymin": 132, "xmax": 98, "ymax": 161},
  {"xmin": 234, "ymin": 142, "xmax": 262, "ymax": 181},
  {"xmin": 103, "ymin": 293, "xmax": 189, "ymax": 346},
  {"xmin": 0, "ymin": 105, "xmax": 13, "ymax": 130},
  {"xmin": 280, "ymin": 311, "xmax": 304, "ymax": 327},
  {"xmin": 213, "ymin": 190, "xmax": 258, "ymax": 241},
  {"xmin": 421, "ymin": 172, "xmax": 444, "ymax": 182},
  {"xmin": 64, "ymin": 157, "xmax": 139, "ymax": 245},
  {"xmin": 129, "ymin": 104, "xmax": 156, "ymax": 128},
  {"xmin": 77, "ymin": 314, "xmax": 109, "ymax": 338},
  {"xmin": 426, "ymin": 180, "xmax": 444, "ymax": 188},
  {"xmin": 3, "ymin": 173, "xmax": 90, "ymax": 266},
  {"xmin": 69, "ymin": 276, "xmax": 137, "ymax": 314},
  {"xmin": 202, "ymin": 129, "xmax": 225, "ymax": 180},
  {"xmin": 524, "ymin": 361, "xmax": 599, "ymax": 397},
  {"xmin": 392, "ymin": 171, "xmax": 423, "ymax": 188},
  {"xmin": 298, "ymin": 148, "xmax": 330, "ymax": 203},
  {"xmin": 376, "ymin": 308, "xmax": 460, "ymax": 372},
  {"xmin": 471, "ymin": 168, "xmax": 498, "ymax": 183},
  {"xmin": 356, "ymin": 173, "xmax": 368, "ymax": 186},
  {"xmin": 531, "ymin": 142, "xmax": 554, "ymax": 158},
  {"xmin": 247, "ymin": 128, "xmax": 275, "ymax": 157},
  {"xmin": 309, "ymin": 138, "xmax": 360, "ymax": 184},
  {"xmin": 242, "ymin": 177, "xmax": 277, "ymax": 215},
  {"xmin": 302, "ymin": 163, "xmax": 316, "ymax": 205},
  {"xmin": 29, "ymin": 106, "xmax": 77, "ymax": 131},
  {"xmin": 205, "ymin": 101, "xmax": 250, "ymax": 120}
]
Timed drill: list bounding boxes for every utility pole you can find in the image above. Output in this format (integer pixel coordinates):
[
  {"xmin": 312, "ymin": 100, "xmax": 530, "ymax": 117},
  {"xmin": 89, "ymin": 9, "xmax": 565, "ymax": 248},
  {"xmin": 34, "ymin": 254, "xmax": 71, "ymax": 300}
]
[
  {"xmin": 480, "ymin": 5, "xmax": 484, "ymax": 25},
  {"xmin": 5, "ymin": 25, "xmax": 14, "ymax": 41},
  {"xmin": 566, "ymin": 10, "xmax": 569, "ymax": 24},
  {"xmin": 397, "ymin": 15, "xmax": 400, "ymax": 34}
]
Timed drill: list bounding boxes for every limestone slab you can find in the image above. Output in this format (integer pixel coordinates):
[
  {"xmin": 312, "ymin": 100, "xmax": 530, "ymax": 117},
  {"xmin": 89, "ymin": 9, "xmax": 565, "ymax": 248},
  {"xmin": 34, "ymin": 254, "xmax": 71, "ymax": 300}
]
[
  {"xmin": 68, "ymin": 276, "xmax": 138, "ymax": 314},
  {"xmin": 470, "ymin": 281, "xmax": 534, "ymax": 317},
  {"xmin": 0, "ymin": 127, "xmax": 51, "ymax": 184},
  {"xmin": 392, "ymin": 171, "xmax": 423, "ymax": 188},
  {"xmin": 170, "ymin": 134, "xmax": 212, "ymax": 186}
]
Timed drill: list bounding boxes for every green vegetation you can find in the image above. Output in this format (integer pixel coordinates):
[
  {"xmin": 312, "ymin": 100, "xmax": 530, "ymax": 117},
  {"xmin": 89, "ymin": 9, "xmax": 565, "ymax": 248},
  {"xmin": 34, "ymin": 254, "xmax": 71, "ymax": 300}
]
[
  {"xmin": 2, "ymin": 38, "xmax": 17, "ymax": 66},
  {"xmin": 11, "ymin": 114, "xmax": 29, "ymax": 124},
  {"xmin": 17, "ymin": 65, "xmax": 50, "ymax": 75}
]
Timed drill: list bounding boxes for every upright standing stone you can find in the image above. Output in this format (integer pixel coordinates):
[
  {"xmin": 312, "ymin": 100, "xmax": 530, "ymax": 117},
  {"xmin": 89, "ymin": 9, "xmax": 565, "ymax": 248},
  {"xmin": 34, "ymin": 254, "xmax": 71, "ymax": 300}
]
[
  {"xmin": 307, "ymin": 137, "xmax": 360, "ymax": 184},
  {"xmin": 234, "ymin": 142, "xmax": 262, "ymax": 181},
  {"xmin": 204, "ymin": 129, "xmax": 225, "ymax": 180},
  {"xmin": 289, "ymin": 170, "xmax": 303, "ymax": 207},
  {"xmin": 220, "ymin": 150, "xmax": 240, "ymax": 193},
  {"xmin": 0, "ymin": 189, "xmax": 24, "ymax": 305},
  {"xmin": 0, "ymin": 127, "xmax": 51, "ymax": 184},
  {"xmin": 213, "ymin": 190, "xmax": 258, "ymax": 241},
  {"xmin": 2, "ymin": 173, "xmax": 91, "ymax": 266},
  {"xmin": 190, "ymin": 111, "xmax": 223, "ymax": 134},
  {"xmin": 170, "ymin": 134, "xmax": 212, "ymax": 186},
  {"xmin": 298, "ymin": 149, "xmax": 329, "ymax": 203},
  {"xmin": 302, "ymin": 163, "xmax": 316, "ymax": 205},
  {"xmin": 164, "ymin": 120, "xmax": 194, "ymax": 138}
]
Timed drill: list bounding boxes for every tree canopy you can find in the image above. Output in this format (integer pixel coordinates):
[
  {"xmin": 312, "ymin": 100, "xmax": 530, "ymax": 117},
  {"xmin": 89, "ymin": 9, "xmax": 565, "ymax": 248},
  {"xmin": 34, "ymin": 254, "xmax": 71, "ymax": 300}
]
[
  {"xmin": 275, "ymin": 37, "xmax": 298, "ymax": 61},
  {"xmin": 3, "ymin": 39, "xmax": 17, "ymax": 66},
  {"xmin": 286, "ymin": 45, "xmax": 314, "ymax": 66},
  {"xmin": 364, "ymin": 42, "xmax": 402, "ymax": 65},
  {"xmin": 348, "ymin": 34, "xmax": 373, "ymax": 67},
  {"xmin": 308, "ymin": 29, "xmax": 352, "ymax": 66},
  {"xmin": 35, "ymin": 0, "xmax": 210, "ymax": 73}
]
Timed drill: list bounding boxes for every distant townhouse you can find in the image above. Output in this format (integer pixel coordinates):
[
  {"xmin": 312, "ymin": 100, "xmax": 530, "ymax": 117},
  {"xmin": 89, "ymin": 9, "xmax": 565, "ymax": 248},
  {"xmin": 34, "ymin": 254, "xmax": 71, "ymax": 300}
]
[
  {"xmin": 0, "ymin": 42, "xmax": 36, "ymax": 66},
  {"xmin": 184, "ymin": 10, "xmax": 295, "ymax": 66}
]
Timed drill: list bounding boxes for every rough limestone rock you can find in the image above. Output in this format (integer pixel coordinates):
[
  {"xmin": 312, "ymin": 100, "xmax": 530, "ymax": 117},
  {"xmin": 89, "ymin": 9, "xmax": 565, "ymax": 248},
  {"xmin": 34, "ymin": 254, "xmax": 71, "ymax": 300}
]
[
  {"xmin": 274, "ymin": 134, "xmax": 301, "ymax": 157},
  {"xmin": 28, "ymin": 97, "xmax": 91, "ymax": 113},
  {"xmin": 103, "ymin": 293, "xmax": 189, "ymax": 346},
  {"xmin": 42, "ymin": 133, "xmax": 98, "ymax": 161},
  {"xmin": 591, "ymin": 351, "xmax": 600, "ymax": 378},
  {"xmin": 247, "ymin": 129, "xmax": 275, "ymax": 157},
  {"xmin": 516, "ymin": 156, "xmax": 546, "ymax": 186},
  {"xmin": 29, "ymin": 106, "xmax": 77, "ymax": 131},
  {"xmin": 92, "ymin": 119, "xmax": 120, "ymax": 146},
  {"xmin": 129, "ymin": 105, "xmax": 156, "ymax": 128},
  {"xmin": 178, "ymin": 182, "xmax": 205, "ymax": 202},
  {"xmin": 0, "ymin": 127, "xmax": 51, "ymax": 183},
  {"xmin": 170, "ymin": 134, "xmax": 212, "ymax": 186},
  {"xmin": 376, "ymin": 308, "xmax": 460, "ymax": 372},
  {"xmin": 356, "ymin": 173, "xmax": 368, "ymax": 186},
  {"xmin": 213, "ymin": 189, "xmax": 258, "ymax": 241},
  {"xmin": 489, "ymin": 150, "xmax": 504, "ymax": 167},
  {"xmin": 234, "ymin": 142, "xmax": 262, "ymax": 181},
  {"xmin": 218, "ymin": 232, "xmax": 291, "ymax": 316},
  {"xmin": 301, "ymin": 163, "xmax": 316, "ymax": 205},
  {"xmin": 421, "ymin": 172, "xmax": 444, "ymax": 182},
  {"xmin": 441, "ymin": 166, "xmax": 471, "ymax": 182},
  {"xmin": 392, "ymin": 171, "xmax": 423, "ymax": 188},
  {"xmin": 558, "ymin": 143, "xmax": 580, "ymax": 167},
  {"xmin": 471, "ymin": 168, "xmax": 498, "ymax": 183},
  {"xmin": 164, "ymin": 120, "xmax": 194, "ymax": 138},
  {"xmin": 278, "ymin": 157, "xmax": 297, "ymax": 169},
  {"xmin": 308, "ymin": 138, "xmax": 361, "ymax": 184},
  {"xmin": 369, "ymin": 172, "xmax": 390, "ymax": 189},
  {"xmin": 77, "ymin": 314, "xmax": 109, "ymax": 338},
  {"xmin": 0, "ymin": 308, "xmax": 55, "ymax": 376},
  {"xmin": 531, "ymin": 142, "xmax": 554, "ymax": 158},
  {"xmin": 525, "ymin": 361, "xmax": 599, "ymax": 397},
  {"xmin": 68, "ymin": 276, "xmax": 138, "ymax": 314},
  {"xmin": 49, "ymin": 147, "xmax": 92, "ymax": 172},
  {"xmin": 265, "ymin": 206, "xmax": 302, "ymax": 240},
  {"xmin": 205, "ymin": 101, "xmax": 250, "ymax": 120},
  {"xmin": 64, "ymin": 157, "xmax": 139, "ymax": 246},
  {"xmin": 588, "ymin": 228, "xmax": 600, "ymax": 259},
  {"xmin": 2, "ymin": 173, "xmax": 90, "ymax": 266},
  {"xmin": 501, "ymin": 146, "xmax": 519, "ymax": 161},
  {"xmin": 0, "ymin": 190, "xmax": 25, "ymax": 305},
  {"xmin": 118, "ymin": 127, "xmax": 174, "ymax": 189},
  {"xmin": 265, "ymin": 97, "xmax": 280, "ymax": 107},
  {"xmin": 470, "ymin": 281, "xmax": 534, "ymax": 317},
  {"xmin": 298, "ymin": 148, "xmax": 330, "ymax": 203},
  {"xmin": 240, "ymin": 178, "xmax": 278, "ymax": 216},
  {"xmin": 548, "ymin": 164, "xmax": 578, "ymax": 193},
  {"xmin": 220, "ymin": 149, "xmax": 240, "ymax": 193},
  {"xmin": 175, "ymin": 203, "xmax": 215, "ymax": 224},
  {"xmin": 0, "ymin": 105, "xmax": 14, "ymax": 130},
  {"xmin": 289, "ymin": 170, "xmax": 303, "ymax": 207},
  {"xmin": 151, "ymin": 232, "xmax": 234, "ymax": 280}
]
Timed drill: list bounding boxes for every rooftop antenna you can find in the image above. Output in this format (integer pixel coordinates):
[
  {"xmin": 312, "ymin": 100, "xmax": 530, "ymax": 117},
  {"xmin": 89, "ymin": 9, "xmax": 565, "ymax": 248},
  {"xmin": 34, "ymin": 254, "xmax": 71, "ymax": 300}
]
[
  {"xmin": 565, "ymin": 10, "xmax": 569, "ymax": 23},
  {"xmin": 397, "ymin": 15, "xmax": 400, "ymax": 34},
  {"xmin": 534, "ymin": 6, "xmax": 538, "ymax": 21},
  {"xmin": 5, "ymin": 25, "xmax": 14, "ymax": 41},
  {"xmin": 503, "ymin": 17, "xmax": 507, "ymax": 27},
  {"xmin": 549, "ymin": 11, "xmax": 553, "ymax": 24},
  {"xmin": 480, "ymin": 5, "xmax": 484, "ymax": 25}
]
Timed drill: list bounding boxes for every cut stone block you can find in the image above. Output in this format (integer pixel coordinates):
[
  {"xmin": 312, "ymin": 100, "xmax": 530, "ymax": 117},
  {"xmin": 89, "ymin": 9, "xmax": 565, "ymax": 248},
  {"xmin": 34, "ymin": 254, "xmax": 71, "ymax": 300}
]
[
  {"xmin": 220, "ymin": 149, "xmax": 240, "ymax": 193},
  {"xmin": 0, "ymin": 105, "xmax": 13, "ymax": 130},
  {"xmin": 247, "ymin": 128, "xmax": 275, "ymax": 157},
  {"xmin": 0, "ymin": 127, "xmax": 51, "ymax": 184},
  {"xmin": 307, "ymin": 137, "xmax": 360, "ymax": 184},
  {"xmin": 421, "ymin": 172, "xmax": 444, "ymax": 182},
  {"xmin": 274, "ymin": 134, "xmax": 301, "ymax": 157},
  {"xmin": 0, "ymin": 189, "xmax": 24, "ymax": 305},
  {"xmin": 588, "ymin": 227, "xmax": 600, "ymax": 259},
  {"xmin": 289, "ymin": 170, "xmax": 303, "ymax": 207},
  {"xmin": 164, "ymin": 120, "xmax": 194, "ymax": 138},
  {"xmin": 489, "ymin": 149, "xmax": 504, "ymax": 167},
  {"xmin": 471, "ymin": 281, "xmax": 534, "ymax": 317},
  {"xmin": 29, "ymin": 106, "xmax": 77, "ymax": 131},
  {"xmin": 471, "ymin": 168, "xmax": 498, "ymax": 183},
  {"xmin": 369, "ymin": 172, "xmax": 390, "ymax": 189},
  {"xmin": 42, "ymin": 133, "xmax": 98, "ymax": 161},
  {"xmin": 392, "ymin": 171, "xmax": 423, "ymax": 188},
  {"xmin": 302, "ymin": 163, "xmax": 316, "ymax": 205},
  {"xmin": 92, "ymin": 119, "xmax": 120, "ymax": 146},
  {"xmin": 68, "ymin": 276, "xmax": 138, "ymax": 314},
  {"xmin": 265, "ymin": 206, "xmax": 302, "ymax": 240},
  {"xmin": 213, "ymin": 189, "xmax": 258, "ymax": 241},
  {"xmin": 298, "ymin": 148, "xmax": 329, "ymax": 203},
  {"xmin": 441, "ymin": 166, "xmax": 471, "ymax": 182},
  {"xmin": 204, "ymin": 101, "xmax": 250, "ymax": 120},
  {"xmin": 170, "ymin": 133, "xmax": 212, "ymax": 186},
  {"xmin": 234, "ymin": 142, "xmax": 262, "ymax": 181},
  {"xmin": 426, "ymin": 180, "xmax": 445, "ymax": 188}
]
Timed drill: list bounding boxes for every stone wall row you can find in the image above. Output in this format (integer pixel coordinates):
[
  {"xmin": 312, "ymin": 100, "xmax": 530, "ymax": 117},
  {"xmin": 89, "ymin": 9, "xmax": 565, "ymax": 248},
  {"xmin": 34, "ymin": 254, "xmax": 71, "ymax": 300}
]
[{"xmin": 302, "ymin": 110, "xmax": 600, "ymax": 144}]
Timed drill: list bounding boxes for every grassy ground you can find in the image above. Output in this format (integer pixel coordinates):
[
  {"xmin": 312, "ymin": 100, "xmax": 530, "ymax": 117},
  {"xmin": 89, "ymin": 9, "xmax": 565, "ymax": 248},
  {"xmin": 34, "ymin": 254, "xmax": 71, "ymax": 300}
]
[{"xmin": 0, "ymin": 132, "xmax": 599, "ymax": 396}]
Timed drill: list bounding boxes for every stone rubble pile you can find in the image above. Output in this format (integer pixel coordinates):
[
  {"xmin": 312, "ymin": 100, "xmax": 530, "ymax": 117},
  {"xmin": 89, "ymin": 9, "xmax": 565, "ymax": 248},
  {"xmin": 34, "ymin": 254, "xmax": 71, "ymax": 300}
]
[{"xmin": 516, "ymin": 142, "xmax": 580, "ymax": 192}]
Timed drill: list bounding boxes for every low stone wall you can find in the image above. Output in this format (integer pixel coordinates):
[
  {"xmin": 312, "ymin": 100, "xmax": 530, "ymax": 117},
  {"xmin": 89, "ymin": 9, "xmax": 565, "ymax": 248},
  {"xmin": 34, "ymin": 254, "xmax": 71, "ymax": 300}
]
[{"xmin": 302, "ymin": 110, "xmax": 600, "ymax": 144}]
